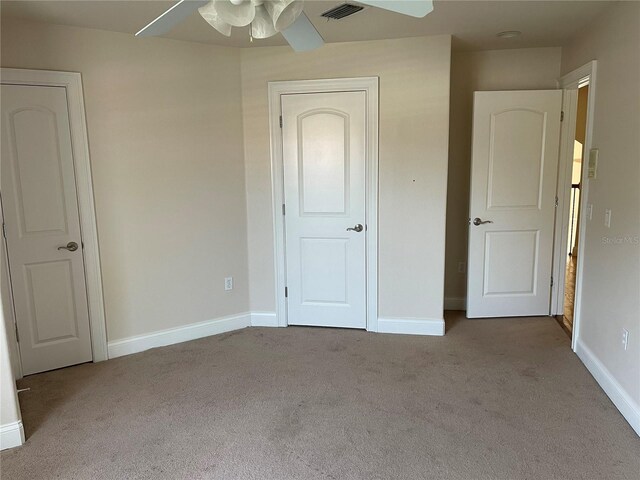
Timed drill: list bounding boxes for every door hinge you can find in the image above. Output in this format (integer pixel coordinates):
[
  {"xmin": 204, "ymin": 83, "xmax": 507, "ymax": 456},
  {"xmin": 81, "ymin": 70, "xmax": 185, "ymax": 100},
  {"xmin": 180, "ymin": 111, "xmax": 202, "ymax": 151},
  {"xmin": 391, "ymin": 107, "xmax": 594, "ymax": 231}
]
[
  {"xmin": 279, "ymin": 115, "xmax": 283, "ymax": 128},
  {"xmin": 282, "ymin": 204, "xmax": 286, "ymax": 216},
  {"xmin": 560, "ymin": 111, "xmax": 564, "ymax": 122},
  {"xmin": 14, "ymin": 323, "xmax": 19, "ymax": 343},
  {"xmin": 555, "ymin": 195, "xmax": 559, "ymax": 207},
  {"xmin": 1, "ymin": 223, "xmax": 6, "ymax": 239},
  {"xmin": 285, "ymin": 286, "xmax": 288, "ymax": 298},
  {"xmin": 551, "ymin": 275, "xmax": 554, "ymax": 288}
]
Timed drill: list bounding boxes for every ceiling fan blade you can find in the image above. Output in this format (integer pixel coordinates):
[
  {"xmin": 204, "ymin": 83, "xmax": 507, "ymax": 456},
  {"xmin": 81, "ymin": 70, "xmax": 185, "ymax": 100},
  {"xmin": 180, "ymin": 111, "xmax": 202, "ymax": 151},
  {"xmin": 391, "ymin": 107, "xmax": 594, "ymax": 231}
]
[
  {"xmin": 281, "ymin": 12, "xmax": 324, "ymax": 52},
  {"xmin": 136, "ymin": 0, "xmax": 209, "ymax": 37},
  {"xmin": 358, "ymin": 0, "xmax": 434, "ymax": 18}
]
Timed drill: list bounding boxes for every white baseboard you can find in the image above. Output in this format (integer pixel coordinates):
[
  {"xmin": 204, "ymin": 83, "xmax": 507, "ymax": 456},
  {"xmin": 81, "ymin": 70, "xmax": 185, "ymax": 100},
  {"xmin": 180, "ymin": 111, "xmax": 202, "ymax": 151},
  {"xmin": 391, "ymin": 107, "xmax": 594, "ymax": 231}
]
[
  {"xmin": 107, "ymin": 310, "xmax": 448, "ymax": 359},
  {"xmin": 444, "ymin": 297, "xmax": 466, "ymax": 311},
  {"xmin": 377, "ymin": 317, "xmax": 445, "ymax": 336},
  {"xmin": 108, "ymin": 312, "xmax": 251, "ymax": 359},
  {"xmin": 1, "ymin": 421, "xmax": 25, "ymax": 450},
  {"xmin": 575, "ymin": 338, "xmax": 640, "ymax": 436},
  {"xmin": 250, "ymin": 312, "xmax": 279, "ymax": 327}
]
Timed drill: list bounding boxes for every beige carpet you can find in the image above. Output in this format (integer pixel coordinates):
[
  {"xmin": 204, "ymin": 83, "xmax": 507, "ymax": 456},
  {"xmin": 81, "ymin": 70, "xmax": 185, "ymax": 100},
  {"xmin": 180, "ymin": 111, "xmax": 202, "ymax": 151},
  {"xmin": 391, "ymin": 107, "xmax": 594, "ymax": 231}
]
[{"xmin": 1, "ymin": 312, "xmax": 638, "ymax": 479}]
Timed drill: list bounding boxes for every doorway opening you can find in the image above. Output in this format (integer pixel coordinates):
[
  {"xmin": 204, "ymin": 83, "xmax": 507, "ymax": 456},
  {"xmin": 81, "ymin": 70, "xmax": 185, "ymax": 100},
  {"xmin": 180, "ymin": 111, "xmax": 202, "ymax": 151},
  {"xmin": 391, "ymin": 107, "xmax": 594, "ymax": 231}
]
[
  {"xmin": 551, "ymin": 60, "xmax": 597, "ymax": 350},
  {"xmin": 561, "ymin": 81, "xmax": 589, "ymax": 334}
]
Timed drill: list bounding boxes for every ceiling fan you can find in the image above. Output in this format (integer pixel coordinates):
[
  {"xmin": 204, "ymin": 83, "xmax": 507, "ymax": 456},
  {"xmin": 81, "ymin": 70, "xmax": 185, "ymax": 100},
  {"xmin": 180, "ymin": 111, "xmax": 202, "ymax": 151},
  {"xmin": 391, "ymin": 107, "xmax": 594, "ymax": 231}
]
[{"xmin": 136, "ymin": 0, "xmax": 434, "ymax": 52}]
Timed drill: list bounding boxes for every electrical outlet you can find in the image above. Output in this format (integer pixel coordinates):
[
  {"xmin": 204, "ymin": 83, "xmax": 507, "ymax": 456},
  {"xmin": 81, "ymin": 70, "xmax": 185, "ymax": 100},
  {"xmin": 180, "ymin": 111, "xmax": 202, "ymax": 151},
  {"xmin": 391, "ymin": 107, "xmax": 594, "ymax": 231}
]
[
  {"xmin": 622, "ymin": 329, "xmax": 629, "ymax": 351},
  {"xmin": 604, "ymin": 209, "xmax": 612, "ymax": 228},
  {"xmin": 224, "ymin": 277, "xmax": 233, "ymax": 291},
  {"xmin": 458, "ymin": 261, "xmax": 466, "ymax": 273}
]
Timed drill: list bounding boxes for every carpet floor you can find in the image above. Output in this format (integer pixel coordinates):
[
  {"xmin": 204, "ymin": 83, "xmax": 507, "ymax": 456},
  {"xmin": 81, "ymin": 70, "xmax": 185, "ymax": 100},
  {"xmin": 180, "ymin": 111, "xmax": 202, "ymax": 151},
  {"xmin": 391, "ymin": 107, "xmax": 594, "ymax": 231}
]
[{"xmin": 1, "ymin": 312, "xmax": 638, "ymax": 479}]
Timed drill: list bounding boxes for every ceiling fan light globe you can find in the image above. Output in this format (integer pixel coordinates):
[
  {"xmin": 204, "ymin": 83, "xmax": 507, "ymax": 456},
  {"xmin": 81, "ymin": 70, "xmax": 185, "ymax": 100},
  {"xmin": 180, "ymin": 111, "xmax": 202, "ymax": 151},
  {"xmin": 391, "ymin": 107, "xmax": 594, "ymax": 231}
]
[
  {"xmin": 251, "ymin": 4, "xmax": 278, "ymax": 38},
  {"xmin": 215, "ymin": 0, "xmax": 256, "ymax": 27},
  {"xmin": 198, "ymin": 2, "xmax": 233, "ymax": 36},
  {"xmin": 264, "ymin": 0, "xmax": 304, "ymax": 31}
]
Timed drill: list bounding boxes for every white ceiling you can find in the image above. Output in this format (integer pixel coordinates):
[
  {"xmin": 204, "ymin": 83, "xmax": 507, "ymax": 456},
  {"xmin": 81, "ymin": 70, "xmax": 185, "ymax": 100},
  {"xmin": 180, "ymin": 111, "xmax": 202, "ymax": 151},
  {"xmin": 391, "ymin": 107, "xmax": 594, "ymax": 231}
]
[{"xmin": 0, "ymin": 0, "xmax": 612, "ymax": 51}]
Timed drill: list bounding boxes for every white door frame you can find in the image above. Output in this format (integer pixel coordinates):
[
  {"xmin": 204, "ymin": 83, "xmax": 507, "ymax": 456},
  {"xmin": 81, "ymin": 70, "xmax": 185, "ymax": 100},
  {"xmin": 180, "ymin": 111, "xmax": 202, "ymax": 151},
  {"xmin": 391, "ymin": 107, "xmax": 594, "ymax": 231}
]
[
  {"xmin": 1, "ymin": 205, "xmax": 22, "ymax": 379},
  {"xmin": 1, "ymin": 68, "xmax": 108, "ymax": 371},
  {"xmin": 551, "ymin": 61, "xmax": 597, "ymax": 351},
  {"xmin": 268, "ymin": 77, "xmax": 379, "ymax": 331}
]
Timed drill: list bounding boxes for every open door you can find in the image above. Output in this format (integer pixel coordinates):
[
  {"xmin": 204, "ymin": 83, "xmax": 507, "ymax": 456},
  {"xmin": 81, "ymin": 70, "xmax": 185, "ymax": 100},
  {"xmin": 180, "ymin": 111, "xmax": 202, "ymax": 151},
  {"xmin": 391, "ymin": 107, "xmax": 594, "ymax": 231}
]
[{"xmin": 467, "ymin": 90, "xmax": 562, "ymax": 318}]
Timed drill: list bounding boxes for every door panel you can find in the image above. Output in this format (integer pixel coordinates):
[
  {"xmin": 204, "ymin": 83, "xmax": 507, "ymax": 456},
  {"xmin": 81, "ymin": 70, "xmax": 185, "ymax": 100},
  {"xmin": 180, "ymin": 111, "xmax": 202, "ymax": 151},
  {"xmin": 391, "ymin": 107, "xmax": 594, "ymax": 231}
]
[
  {"xmin": 1, "ymin": 84, "xmax": 92, "ymax": 374},
  {"xmin": 300, "ymin": 238, "xmax": 348, "ymax": 304},
  {"xmin": 282, "ymin": 91, "xmax": 366, "ymax": 328},
  {"xmin": 483, "ymin": 230, "xmax": 538, "ymax": 295},
  {"xmin": 11, "ymin": 108, "xmax": 69, "ymax": 236},
  {"xmin": 468, "ymin": 90, "xmax": 562, "ymax": 317},
  {"xmin": 299, "ymin": 111, "xmax": 348, "ymax": 214},
  {"xmin": 488, "ymin": 109, "xmax": 546, "ymax": 209},
  {"xmin": 24, "ymin": 260, "xmax": 80, "ymax": 343}
]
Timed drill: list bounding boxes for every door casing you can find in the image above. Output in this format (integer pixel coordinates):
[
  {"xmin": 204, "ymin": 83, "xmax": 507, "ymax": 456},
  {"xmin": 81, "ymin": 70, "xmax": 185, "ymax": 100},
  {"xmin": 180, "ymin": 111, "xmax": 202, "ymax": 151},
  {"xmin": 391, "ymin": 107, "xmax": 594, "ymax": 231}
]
[
  {"xmin": 551, "ymin": 61, "xmax": 597, "ymax": 351},
  {"xmin": 0, "ymin": 68, "xmax": 107, "ymax": 377},
  {"xmin": 268, "ymin": 77, "xmax": 379, "ymax": 331}
]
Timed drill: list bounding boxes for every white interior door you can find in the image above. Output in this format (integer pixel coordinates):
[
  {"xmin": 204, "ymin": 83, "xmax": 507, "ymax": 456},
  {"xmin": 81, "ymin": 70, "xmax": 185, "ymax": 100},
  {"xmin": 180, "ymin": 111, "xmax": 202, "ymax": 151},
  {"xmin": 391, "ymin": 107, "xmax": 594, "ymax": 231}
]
[
  {"xmin": 282, "ymin": 91, "xmax": 366, "ymax": 329},
  {"xmin": 1, "ymin": 84, "xmax": 92, "ymax": 375},
  {"xmin": 467, "ymin": 90, "xmax": 562, "ymax": 318}
]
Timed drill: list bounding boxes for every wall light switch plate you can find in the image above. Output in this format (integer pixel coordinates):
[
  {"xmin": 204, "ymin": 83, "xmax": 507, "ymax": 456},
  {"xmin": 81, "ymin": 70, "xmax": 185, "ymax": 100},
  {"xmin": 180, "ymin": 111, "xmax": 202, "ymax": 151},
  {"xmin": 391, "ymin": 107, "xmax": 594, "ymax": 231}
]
[
  {"xmin": 588, "ymin": 148, "xmax": 599, "ymax": 179},
  {"xmin": 604, "ymin": 209, "xmax": 612, "ymax": 228},
  {"xmin": 224, "ymin": 277, "xmax": 233, "ymax": 291}
]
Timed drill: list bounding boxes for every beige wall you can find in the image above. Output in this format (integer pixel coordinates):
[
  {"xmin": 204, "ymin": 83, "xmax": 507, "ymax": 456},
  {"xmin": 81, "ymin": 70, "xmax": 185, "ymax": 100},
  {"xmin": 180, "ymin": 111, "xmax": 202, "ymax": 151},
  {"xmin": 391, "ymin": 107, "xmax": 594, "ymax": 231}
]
[
  {"xmin": 1, "ymin": 20, "xmax": 250, "ymax": 341},
  {"xmin": 445, "ymin": 47, "xmax": 562, "ymax": 302},
  {"xmin": 561, "ymin": 2, "xmax": 640, "ymax": 406},
  {"xmin": 241, "ymin": 35, "xmax": 452, "ymax": 321}
]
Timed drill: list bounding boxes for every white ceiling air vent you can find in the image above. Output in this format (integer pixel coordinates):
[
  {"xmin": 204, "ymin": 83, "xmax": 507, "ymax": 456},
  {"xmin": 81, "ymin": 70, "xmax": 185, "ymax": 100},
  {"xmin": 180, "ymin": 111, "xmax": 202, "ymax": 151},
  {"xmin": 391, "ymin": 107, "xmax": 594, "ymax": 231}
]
[{"xmin": 321, "ymin": 3, "xmax": 365, "ymax": 20}]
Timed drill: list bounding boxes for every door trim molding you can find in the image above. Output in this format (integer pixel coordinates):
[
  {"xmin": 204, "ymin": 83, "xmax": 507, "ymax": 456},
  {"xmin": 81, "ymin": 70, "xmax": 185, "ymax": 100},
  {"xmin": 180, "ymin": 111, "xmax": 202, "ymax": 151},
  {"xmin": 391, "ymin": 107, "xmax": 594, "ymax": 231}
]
[
  {"xmin": 0, "ymin": 206, "xmax": 22, "ymax": 378},
  {"xmin": 1, "ymin": 68, "xmax": 108, "ymax": 364},
  {"xmin": 553, "ymin": 61, "xmax": 597, "ymax": 351},
  {"xmin": 267, "ymin": 77, "xmax": 379, "ymax": 331}
]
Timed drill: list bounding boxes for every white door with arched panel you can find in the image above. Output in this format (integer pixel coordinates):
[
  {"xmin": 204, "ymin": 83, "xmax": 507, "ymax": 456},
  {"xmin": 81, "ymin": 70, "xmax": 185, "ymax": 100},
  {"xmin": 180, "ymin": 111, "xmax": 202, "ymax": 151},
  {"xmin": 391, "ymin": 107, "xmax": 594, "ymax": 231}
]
[
  {"xmin": 467, "ymin": 90, "xmax": 562, "ymax": 318},
  {"xmin": 1, "ymin": 84, "xmax": 92, "ymax": 374},
  {"xmin": 281, "ymin": 91, "xmax": 366, "ymax": 328}
]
